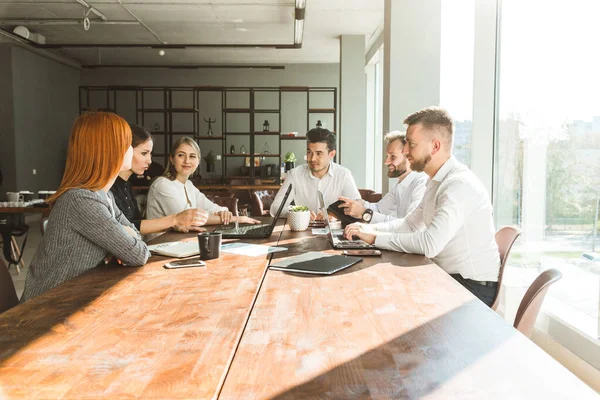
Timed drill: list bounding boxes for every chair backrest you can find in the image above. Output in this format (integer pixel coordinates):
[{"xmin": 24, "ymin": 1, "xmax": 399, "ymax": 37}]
[
  {"xmin": 366, "ymin": 193, "xmax": 383, "ymax": 203},
  {"xmin": 358, "ymin": 189, "xmax": 375, "ymax": 200},
  {"xmin": 208, "ymin": 196, "xmax": 239, "ymax": 217},
  {"xmin": 251, "ymin": 190, "xmax": 276, "ymax": 216},
  {"xmin": 513, "ymin": 269, "xmax": 562, "ymax": 338},
  {"xmin": 40, "ymin": 217, "xmax": 49, "ymax": 236},
  {"xmin": 491, "ymin": 226, "xmax": 522, "ymax": 310},
  {"xmin": 0, "ymin": 257, "xmax": 19, "ymax": 313}
]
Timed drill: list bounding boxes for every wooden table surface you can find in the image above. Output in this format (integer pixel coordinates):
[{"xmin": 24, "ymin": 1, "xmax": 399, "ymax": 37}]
[
  {"xmin": 132, "ymin": 185, "xmax": 281, "ymax": 192},
  {"xmin": 0, "ymin": 220, "xmax": 284, "ymax": 399},
  {"xmin": 219, "ymin": 228, "xmax": 599, "ymax": 400},
  {"xmin": 1, "ymin": 222, "xmax": 597, "ymax": 399}
]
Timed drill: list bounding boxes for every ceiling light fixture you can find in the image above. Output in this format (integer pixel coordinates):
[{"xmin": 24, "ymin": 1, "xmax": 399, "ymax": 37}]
[
  {"xmin": 293, "ymin": 20, "xmax": 303, "ymax": 45},
  {"xmin": 294, "ymin": 0, "xmax": 306, "ymax": 46},
  {"xmin": 159, "ymin": 50, "xmax": 165, "ymax": 56}
]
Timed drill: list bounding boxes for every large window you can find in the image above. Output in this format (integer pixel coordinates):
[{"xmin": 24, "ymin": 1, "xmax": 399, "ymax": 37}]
[
  {"xmin": 440, "ymin": 0, "xmax": 474, "ymax": 167},
  {"xmin": 495, "ymin": 0, "xmax": 600, "ymax": 338}
]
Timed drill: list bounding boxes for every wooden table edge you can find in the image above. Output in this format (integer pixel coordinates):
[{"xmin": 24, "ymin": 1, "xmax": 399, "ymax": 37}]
[{"xmin": 211, "ymin": 221, "xmax": 286, "ymax": 400}]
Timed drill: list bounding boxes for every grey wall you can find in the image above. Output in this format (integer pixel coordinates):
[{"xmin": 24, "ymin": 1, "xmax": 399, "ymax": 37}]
[
  {"xmin": 81, "ymin": 64, "xmax": 340, "ymax": 174},
  {"xmin": 80, "ymin": 64, "xmax": 339, "ymax": 88},
  {"xmin": 0, "ymin": 45, "xmax": 16, "ymax": 195},
  {"xmin": 1, "ymin": 45, "xmax": 80, "ymax": 195}
]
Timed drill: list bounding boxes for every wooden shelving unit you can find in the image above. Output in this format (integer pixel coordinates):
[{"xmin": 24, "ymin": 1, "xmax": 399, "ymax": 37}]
[{"xmin": 78, "ymin": 85, "xmax": 337, "ymax": 186}]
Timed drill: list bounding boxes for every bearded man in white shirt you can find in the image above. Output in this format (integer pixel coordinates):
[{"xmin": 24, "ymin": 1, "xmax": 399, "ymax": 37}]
[
  {"xmin": 337, "ymin": 132, "xmax": 427, "ymax": 224},
  {"xmin": 344, "ymin": 107, "xmax": 501, "ymax": 307},
  {"xmin": 270, "ymin": 127, "xmax": 360, "ymax": 219}
]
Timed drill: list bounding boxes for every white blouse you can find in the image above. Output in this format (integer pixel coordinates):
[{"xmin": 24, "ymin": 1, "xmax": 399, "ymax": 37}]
[{"xmin": 146, "ymin": 176, "xmax": 228, "ymax": 219}]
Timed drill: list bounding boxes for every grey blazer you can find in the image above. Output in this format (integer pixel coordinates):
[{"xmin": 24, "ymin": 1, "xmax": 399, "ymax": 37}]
[{"xmin": 20, "ymin": 189, "xmax": 150, "ymax": 302}]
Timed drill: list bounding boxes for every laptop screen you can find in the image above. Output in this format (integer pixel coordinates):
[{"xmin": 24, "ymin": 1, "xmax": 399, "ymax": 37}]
[
  {"xmin": 269, "ymin": 183, "xmax": 293, "ymax": 227},
  {"xmin": 317, "ymin": 191, "xmax": 335, "ymax": 243}
]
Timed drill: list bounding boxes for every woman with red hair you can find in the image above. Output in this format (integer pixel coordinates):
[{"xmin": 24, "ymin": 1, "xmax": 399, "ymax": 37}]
[{"xmin": 20, "ymin": 112, "xmax": 150, "ymax": 302}]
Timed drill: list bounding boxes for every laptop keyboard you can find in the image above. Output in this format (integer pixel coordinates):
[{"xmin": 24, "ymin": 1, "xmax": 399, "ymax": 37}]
[
  {"xmin": 335, "ymin": 235, "xmax": 368, "ymax": 246},
  {"xmin": 218, "ymin": 223, "xmax": 271, "ymax": 235}
]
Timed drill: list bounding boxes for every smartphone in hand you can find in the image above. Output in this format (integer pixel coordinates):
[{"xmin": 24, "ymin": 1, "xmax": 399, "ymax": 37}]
[
  {"xmin": 342, "ymin": 249, "xmax": 382, "ymax": 256},
  {"xmin": 164, "ymin": 258, "xmax": 206, "ymax": 269}
]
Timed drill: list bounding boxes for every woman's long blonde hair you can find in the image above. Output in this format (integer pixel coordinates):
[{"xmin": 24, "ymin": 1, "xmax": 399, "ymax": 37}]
[
  {"xmin": 48, "ymin": 112, "xmax": 132, "ymax": 203},
  {"xmin": 163, "ymin": 137, "xmax": 202, "ymax": 181}
]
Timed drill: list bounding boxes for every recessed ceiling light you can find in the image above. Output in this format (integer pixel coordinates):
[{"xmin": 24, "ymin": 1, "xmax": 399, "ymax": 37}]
[
  {"xmin": 236, "ymin": 28, "xmax": 247, "ymax": 32},
  {"xmin": 159, "ymin": 50, "xmax": 165, "ymax": 56},
  {"xmin": 232, "ymin": 18, "xmax": 243, "ymax": 23}
]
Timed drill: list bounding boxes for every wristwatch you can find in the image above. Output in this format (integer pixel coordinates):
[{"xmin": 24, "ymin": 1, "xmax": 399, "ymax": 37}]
[{"xmin": 361, "ymin": 209, "xmax": 374, "ymax": 223}]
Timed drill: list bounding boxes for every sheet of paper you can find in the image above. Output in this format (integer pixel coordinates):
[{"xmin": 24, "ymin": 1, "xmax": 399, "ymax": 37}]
[
  {"xmin": 221, "ymin": 243, "xmax": 288, "ymax": 257},
  {"xmin": 312, "ymin": 228, "xmax": 328, "ymax": 235}
]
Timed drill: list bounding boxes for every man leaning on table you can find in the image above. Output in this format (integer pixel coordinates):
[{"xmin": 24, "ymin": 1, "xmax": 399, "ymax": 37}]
[
  {"xmin": 337, "ymin": 131, "xmax": 427, "ymax": 223},
  {"xmin": 270, "ymin": 127, "xmax": 360, "ymax": 219},
  {"xmin": 344, "ymin": 107, "xmax": 501, "ymax": 307}
]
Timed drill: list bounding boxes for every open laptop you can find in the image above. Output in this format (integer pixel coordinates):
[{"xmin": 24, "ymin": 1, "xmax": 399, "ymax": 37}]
[
  {"xmin": 318, "ymin": 191, "xmax": 376, "ymax": 249},
  {"xmin": 213, "ymin": 184, "xmax": 293, "ymax": 239}
]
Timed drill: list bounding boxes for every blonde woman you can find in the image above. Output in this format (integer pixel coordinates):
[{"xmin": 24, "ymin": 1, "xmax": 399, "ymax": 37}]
[
  {"xmin": 146, "ymin": 137, "xmax": 259, "ymax": 226},
  {"xmin": 111, "ymin": 125, "xmax": 208, "ymax": 234}
]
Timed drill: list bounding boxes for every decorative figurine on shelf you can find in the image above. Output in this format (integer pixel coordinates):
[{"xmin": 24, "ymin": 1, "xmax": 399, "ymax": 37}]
[
  {"xmin": 204, "ymin": 150, "xmax": 216, "ymax": 173},
  {"xmin": 263, "ymin": 120, "xmax": 270, "ymax": 132},
  {"xmin": 203, "ymin": 117, "xmax": 216, "ymax": 136},
  {"xmin": 230, "ymin": 144, "xmax": 235, "ymax": 154},
  {"xmin": 316, "ymin": 120, "xmax": 323, "ymax": 128},
  {"xmin": 240, "ymin": 144, "xmax": 247, "ymax": 154},
  {"xmin": 261, "ymin": 142, "xmax": 270, "ymax": 161},
  {"xmin": 153, "ymin": 122, "xmax": 160, "ymax": 131},
  {"xmin": 262, "ymin": 142, "xmax": 270, "ymax": 154}
]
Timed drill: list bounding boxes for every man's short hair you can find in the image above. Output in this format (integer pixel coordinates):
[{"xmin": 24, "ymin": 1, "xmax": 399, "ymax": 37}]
[
  {"xmin": 384, "ymin": 131, "xmax": 407, "ymax": 146},
  {"xmin": 403, "ymin": 107, "xmax": 454, "ymax": 145},
  {"xmin": 307, "ymin": 127, "xmax": 336, "ymax": 152}
]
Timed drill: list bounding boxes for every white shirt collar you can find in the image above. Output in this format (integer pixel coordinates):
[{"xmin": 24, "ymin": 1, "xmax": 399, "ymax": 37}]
[
  {"xmin": 431, "ymin": 156, "xmax": 458, "ymax": 183},
  {"xmin": 307, "ymin": 161, "xmax": 336, "ymax": 180},
  {"xmin": 399, "ymin": 170, "xmax": 418, "ymax": 187}
]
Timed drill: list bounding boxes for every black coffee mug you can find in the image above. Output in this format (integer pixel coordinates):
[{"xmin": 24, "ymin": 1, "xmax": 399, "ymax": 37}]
[{"xmin": 198, "ymin": 232, "xmax": 222, "ymax": 260}]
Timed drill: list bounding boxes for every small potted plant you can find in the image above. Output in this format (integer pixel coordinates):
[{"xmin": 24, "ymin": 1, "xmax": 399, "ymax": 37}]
[
  {"xmin": 284, "ymin": 151, "xmax": 296, "ymax": 172},
  {"xmin": 204, "ymin": 150, "xmax": 216, "ymax": 173},
  {"xmin": 288, "ymin": 205, "xmax": 311, "ymax": 231}
]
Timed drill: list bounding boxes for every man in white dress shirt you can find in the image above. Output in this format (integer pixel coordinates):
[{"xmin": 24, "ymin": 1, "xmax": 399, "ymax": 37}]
[
  {"xmin": 270, "ymin": 127, "xmax": 360, "ymax": 218},
  {"xmin": 337, "ymin": 132, "xmax": 427, "ymax": 223},
  {"xmin": 345, "ymin": 107, "xmax": 501, "ymax": 307}
]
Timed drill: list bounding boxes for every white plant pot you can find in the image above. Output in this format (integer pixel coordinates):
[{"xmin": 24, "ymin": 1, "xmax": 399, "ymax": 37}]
[{"xmin": 288, "ymin": 210, "xmax": 311, "ymax": 231}]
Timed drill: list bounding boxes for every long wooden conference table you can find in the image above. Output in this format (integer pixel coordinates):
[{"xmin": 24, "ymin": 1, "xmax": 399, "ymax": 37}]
[{"xmin": 0, "ymin": 219, "xmax": 597, "ymax": 399}]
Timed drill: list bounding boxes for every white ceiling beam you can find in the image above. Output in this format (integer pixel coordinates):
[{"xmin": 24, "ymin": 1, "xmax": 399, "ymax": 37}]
[
  {"xmin": 75, "ymin": 0, "xmax": 107, "ymax": 22},
  {"xmin": 0, "ymin": 19, "xmax": 139, "ymax": 26},
  {"xmin": 115, "ymin": 0, "xmax": 165, "ymax": 44}
]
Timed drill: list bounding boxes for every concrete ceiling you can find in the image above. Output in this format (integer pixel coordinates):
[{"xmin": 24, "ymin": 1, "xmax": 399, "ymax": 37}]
[{"xmin": 0, "ymin": 0, "xmax": 383, "ymax": 66}]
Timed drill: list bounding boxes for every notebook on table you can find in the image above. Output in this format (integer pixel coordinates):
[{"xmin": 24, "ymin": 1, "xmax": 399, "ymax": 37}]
[
  {"xmin": 269, "ymin": 251, "xmax": 362, "ymax": 275},
  {"xmin": 147, "ymin": 241, "xmax": 199, "ymax": 258},
  {"xmin": 318, "ymin": 191, "xmax": 376, "ymax": 250},
  {"xmin": 213, "ymin": 184, "xmax": 293, "ymax": 239}
]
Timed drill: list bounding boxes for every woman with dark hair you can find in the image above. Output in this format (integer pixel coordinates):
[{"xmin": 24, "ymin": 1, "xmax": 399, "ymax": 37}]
[{"xmin": 110, "ymin": 125, "xmax": 208, "ymax": 235}]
